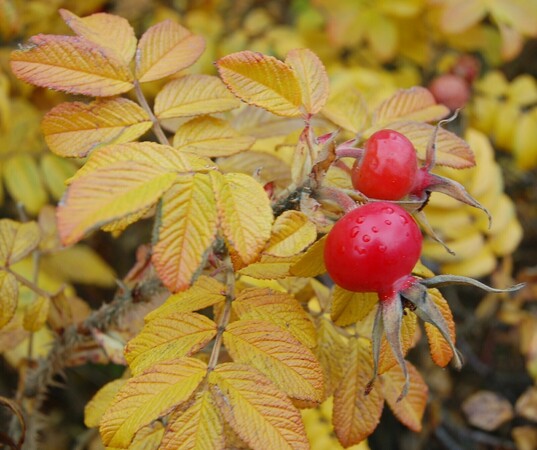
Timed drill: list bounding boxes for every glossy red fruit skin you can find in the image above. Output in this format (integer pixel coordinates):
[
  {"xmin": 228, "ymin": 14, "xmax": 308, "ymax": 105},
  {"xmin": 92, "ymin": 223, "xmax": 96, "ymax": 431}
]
[
  {"xmin": 324, "ymin": 202, "xmax": 422, "ymax": 297},
  {"xmin": 351, "ymin": 129, "xmax": 418, "ymax": 200}
]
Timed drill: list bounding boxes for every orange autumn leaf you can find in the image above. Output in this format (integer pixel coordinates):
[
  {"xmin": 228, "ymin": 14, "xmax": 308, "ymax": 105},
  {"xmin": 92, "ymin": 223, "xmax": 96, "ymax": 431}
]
[
  {"xmin": 370, "ymin": 87, "xmax": 449, "ymax": 130},
  {"xmin": 331, "ymin": 287, "xmax": 378, "ymax": 327},
  {"xmin": 290, "ymin": 235, "xmax": 327, "ymax": 278},
  {"xmin": 209, "ymin": 363, "xmax": 309, "ymax": 450},
  {"xmin": 59, "ymin": 9, "xmax": 137, "ymax": 66},
  {"xmin": 144, "ymin": 275, "xmax": 226, "ymax": 322},
  {"xmin": 172, "ymin": 116, "xmax": 255, "ymax": 158},
  {"xmin": 154, "ymin": 75, "xmax": 240, "ymax": 119},
  {"xmin": 152, "ymin": 174, "xmax": 218, "ymax": 293},
  {"xmin": 210, "ymin": 171, "xmax": 273, "ymax": 266},
  {"xmin": 10, "ymin": 35, "xmax": 133, "ymax": 96},
  {"xmin": 216, "ymin": 51, "xmax": 302, "ymax": 117},
  {"xmin": 264, "ymin": 210, "xmax": 317, "ymax": 258},
  {"xmin": 161, "ymin": 390, "xmax": 224, "ymax": 450},
  {"xmin": 232, "ymin": 288, "xmax": 316, "ymax": 348},
  {"xmin": 42, "ymin": 98, "xmax": 152, "ymax": 158},
  {"xmin": 0, "ymin": 271, "xmax": 18, "ymax": 329},
  {"xmin": 285, "ymin": 48, "xmax": 330, "ymax": 115},
  {"xmin": 125, "ymin": 312, "xmax": 217, "ymax": 375},
  {"xmin": 333, "ymin": 338, "xmax": 384, "ymax": 447},
  {"xmin": 315, "ymin": 317, "xmax": 350, "ymax": 397},
  {"xmin": 380, "ymin": 361, "xmax": 428, "ymax": 432},
  {"xmin": 238, "ymin": 255, "xmax": 300, "ymax": 280},
  {"xmin": 100, "ymin": 357, "xmax": 207, "ymax": 449},
  {"xmin": 425, "ymin": 289, "xmax": 456, "ymax": 368},
  {"xmin": 223, "ymin": 318, "xmax": 324, "ymax": 403},
  {"xmin": 57, "ymin": 161, "xmax": 177, "ymax": 246},
  {"xmin": 135, "ymin": 20, "xmax": 205, "ymax": 83}
]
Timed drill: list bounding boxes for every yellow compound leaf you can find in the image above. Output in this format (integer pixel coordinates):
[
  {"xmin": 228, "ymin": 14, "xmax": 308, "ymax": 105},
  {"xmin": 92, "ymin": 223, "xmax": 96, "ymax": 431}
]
[
  {"xmin": 0, "ymin": 271, "xmax": 18, "ymax": 329},
  {"xmin": 238, "ymin": 255, "xmax": 299, "ymax": 280},
  {"xmin": 85, "ymin": 379, "xmax": 127, "ymax": 428},
  {"xmin": 316, "ymin": 317, "xmax": 350, "ymax": 397},
  {"xmin": 224, "ymin": 319, "xmax": 324, "ymax": 403},
  {"xmin": 209, "ymin": 363, "xmax": 309, "ymax": 450},
  {"xmin": 59, "ymin": 9, "xmax": 137, "ymax": 66},
  {"xmin": 23, "ymin": 296, "xmax": 49, "ymax": 332},
  {"xmin": 322, "ymin": 89, "xmax": 369, "ymax": 134},
  {"xmin": 264, "ymin": 210, "xmax": 317, "ymax": 258},
  {"xmin": 380, "ymin": 362, "xmax": 428, "ymax": 432},
  {"xmin": 70, "ymin": 142, "xmax": 215, "ymax": 182},
  {"xmin": 333, "ymin": 338, "xmax": 384, "ymax": 447},
  {"xmin": 173, "ymin": 116, "xmax": 255, "ymax": 158},
  {"xmin": 4, "ymin": 154, "xmax": 48, "ymax": 216},
  {"xmin": 378, "ymin": 310, "xmax": 418, "ymax": 374},
  {"xmin": 216, "ymin": 51, "xmax": 302, "ymax": 117},
  {"xmin": 233, "ymin": 288, "xmax": 316, "ymax": 348},
  {"xmin": 210, "ymin": 172, "xmax": 273, "ymax": 266},
  {"xmin": 57, "ymin": 162, "xmax": 177, "ymax": 246},
  {"xmin": 0, "ymin": 219, "xmax": 40, "ymax": 266},
  {"xmin": 135, "ymin": 20, "xmax": 205, "ymax": 83},
  {"xmin": 425, "ymin": 289, "xmax": 456, "ymax": 368},
  {"xmin": 290, "ymin": 235, "xmax": 327, "ymax": 278},
  {"xmin": 371, "ymin": 87, "xmax": 450, "ymax": 130},
  {"xmin": 42, "ymin": 98, "xmax": 152, "ymax": 158},
  {"xmin": 331, "ymin": 287, "xmax": 378, "ymax": 327},
  {"xmin": 131, "ymin": 423, "xmax": 165, "ymax": 450},
  {"xmin": 386, "ymin": 121, "xmax": 475, "ymax": 169},
  {"xmin": 153, "ymin": 175, "xmax": 218, "ymax": 293},
  {"xmin": 145, "ymin": 275, "xmax": 226, "ymax": 322},
  {"xmin": 125, "ymin": 312, "xmax": 217, "ymax": 375},
  {"xmin": 10, "ymin": 35, "xmax": 133, "ymax": 97},
  {"xmin": 155, "ymin": 75, "xmax": 240, "ymax": 119},
  {"xmin": 161, "ymin": 390, "xmax": 224, "ymax": 450},
  {"xmin": 100, "ymin": 357, "xmax": 207, "ymax": 449},
  {"xmin": 285, "ymin": 48, "xmax": 329, "ymax": 115}
]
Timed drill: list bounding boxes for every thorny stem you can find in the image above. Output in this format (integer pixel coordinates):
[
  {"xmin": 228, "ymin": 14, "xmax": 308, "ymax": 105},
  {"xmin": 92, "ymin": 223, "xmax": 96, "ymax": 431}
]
[
  {"xmin": 134, "ymin": 79, "xmax": 169, "ymax": 146},
  {"xmin": 12, "ymin": 277, "xmax": 167, "ymax": 450},
  {"xmin": 27, "ymin": 252, "xmax": 42, "ymax": 361},
  {"xmin": 207, "ymin": 269, "xmax": 235, "ymax": 372}
]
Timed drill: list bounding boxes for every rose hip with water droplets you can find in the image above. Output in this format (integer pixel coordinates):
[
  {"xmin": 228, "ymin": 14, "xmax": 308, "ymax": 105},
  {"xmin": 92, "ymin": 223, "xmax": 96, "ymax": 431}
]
[{"xmin": 324, "ymin": 201, "xmax": 422, "ymax": 297}]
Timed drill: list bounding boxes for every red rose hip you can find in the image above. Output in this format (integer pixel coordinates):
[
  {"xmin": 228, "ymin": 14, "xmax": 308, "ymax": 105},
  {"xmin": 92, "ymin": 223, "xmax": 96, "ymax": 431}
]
[{"xmin": 324, "ymin": 201, "xmax": 422, "ymax": 297}]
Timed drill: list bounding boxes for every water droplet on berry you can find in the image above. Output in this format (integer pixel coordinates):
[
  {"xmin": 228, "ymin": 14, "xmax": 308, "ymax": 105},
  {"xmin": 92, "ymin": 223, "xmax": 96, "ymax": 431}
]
[
  {"xmin": 385, "ymin": 220, "xmax": 392, "ymax": 225},
  {"xmin": 372, "ymin": 226, "xmax": 379, "ymax": 233},
  {"xmin": 363, "ymin": 234, "xmax": 370, "ymax": 242},
  {"xmin": 378, "ymin": 245, "xmax": 387, "ymax": 253},
  {"xmin": 382, "ymin": 206, "xmax": 394, "ymax": 214},
  {"xmin": 351, "ymin": 226, "xmax": 360, "ymax": 238}
]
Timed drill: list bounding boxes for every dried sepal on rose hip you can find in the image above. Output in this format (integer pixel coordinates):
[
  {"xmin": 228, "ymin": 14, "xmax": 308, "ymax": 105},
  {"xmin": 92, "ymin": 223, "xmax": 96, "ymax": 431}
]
[
  {"xmin": 339, "ymin": 123, "xmax": 491, "ymax": 226},
  {"xmin": 323, "ymin": 201, "xmax": 523, "ymax": 400}
]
